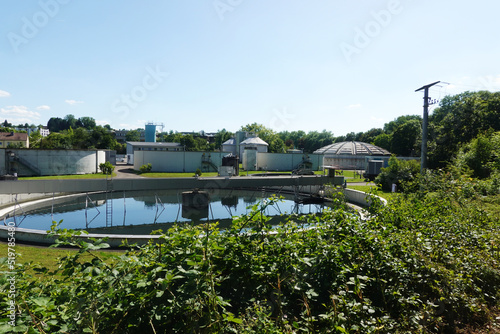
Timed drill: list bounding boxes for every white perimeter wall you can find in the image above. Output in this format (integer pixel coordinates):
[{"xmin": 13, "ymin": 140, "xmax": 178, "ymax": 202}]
[
  {"xmin": 133, "ymin": 151, "xmax": 323, "ymax": 172},
  {"xmin": 256, "ymin": 153, "xmax": 322, "ymax": 171},
  {"xmin": 133, "ymin": 151, "xmax": 225, "ymax": 173},
  {"xmin": 2, "ymin": 149, "xmax": 106, "ymax": 176}
]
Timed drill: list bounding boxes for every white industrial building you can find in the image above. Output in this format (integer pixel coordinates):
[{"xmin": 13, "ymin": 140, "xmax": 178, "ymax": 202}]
[
  {"xmin": 126, "ymin": 141, "xmax": 184, "ymax": 165},
  {"xmin": 313, "ymin": 141, "xmax": 391, "ymax": 170},
  {"xmin": 238, "ymin": 136, "xmax": 269, "ymax": 156}
]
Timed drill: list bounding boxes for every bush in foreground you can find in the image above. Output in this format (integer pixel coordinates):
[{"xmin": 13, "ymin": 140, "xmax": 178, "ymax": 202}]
[{"xmin": 1, "ymin": 178, "xmax": 499, "ymax": 333}]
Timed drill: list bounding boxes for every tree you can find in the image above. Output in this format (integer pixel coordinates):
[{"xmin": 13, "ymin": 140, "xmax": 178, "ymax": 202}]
[
  {"xmin": 42, "ymin": 132, "xmax": 72, "ymax": 149},
  {"xmin": 373, "ymin": 133, "xmax": 392, "ymax": 151},
  {"xmin": 47, "ymin": 117, "xmax": 66, "ymax": 132},
  {"xmin": 390, "ymin": 119, "xmax": 421, "ymax": 156},
  {"xmin": 79, "ymin": 117, "xmax": 96, "ymax": 130},
  {"xmin": 71, "ymin": 127, "xmax": 91, "ymax": 149},
  {"xmin": 428, "ymin": 91, "xmax": 500, "ymax": 168},
  {"xmin": 180, "ymin": 134, "xmax": 196, "ymax": 151},
  {"xmin": 89, "ymin": 126, "xmax": 116, "ymax": 149},
  {"xmin": 375, "ymin": 156, "xmax": 420, "ymax": 192},
  {"xmin": 358, "ymin": 128, "xmax": 383, "ymax": 144},
  {"xmin": 214, "ymin": 129, "xmax": 233, "ymax": 149},
  {"xmin": 29, "ymin": 131, "xmax": 42, "ymax": 149},
  {"xmin": 126, "ymin": 130, "xmax": 141, "ymax": 142},
  {"xmin": 454, "ymin": 132, "xmax": 500, "ymax": 179},
  {"xmin": 240, "ymin": 123, "xmax": 285, "ymax": 153},
  {"xmin": 64, "ymin": 114, "xmax": 79, "ymax": 129},
  {"xmin": 384, "ymin": 115, "xmax": 422, "ymax": 134}
]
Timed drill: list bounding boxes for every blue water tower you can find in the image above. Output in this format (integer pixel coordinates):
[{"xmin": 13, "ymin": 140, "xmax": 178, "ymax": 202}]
[{"xmin": 145, "ymin": 123, "xmax": 157, "ymax": 142}]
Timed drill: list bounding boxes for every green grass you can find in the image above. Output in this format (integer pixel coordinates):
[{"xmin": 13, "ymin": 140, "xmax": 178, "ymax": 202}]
[
  {"xmin": 0, "ymin": 242, "xmax": 119, "ymax": 273},
  {"xmin": 141, "ymin": 170, "xmax": 325, "ymax": 177},
  {"xmin": 19, "ymin": 173, "xmax": 117, "ymax": 180},
  {"xmin": 141, "ymin": 172, "xmax": 219, "ymax": 178}
]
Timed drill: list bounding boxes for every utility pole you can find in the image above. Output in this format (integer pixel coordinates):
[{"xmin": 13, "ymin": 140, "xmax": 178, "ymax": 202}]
[{"xmin": 415, "ymin": 81, "xmax": 440, "ymax": 172}]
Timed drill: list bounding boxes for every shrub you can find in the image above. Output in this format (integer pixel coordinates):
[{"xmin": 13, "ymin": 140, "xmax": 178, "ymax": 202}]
[
  {"xmin": 375, "ymin": 156, "xmax": 420, "ymax": 192},
  {"xmin": 139, "ymin": 163, "xmax": 152, "ymax": 173},
  {"xmin": 454, "ymin": 132, "xmax": 500, "ymax": 179},
  {"xmin": 195, "ymin": 168, "xmax": 202, "ymax": 176},
  {"xmin": 2, "ymin": 178, "xmax": 500, "ymax": 333},
  {"xmin": 98, "ymin": 161, "xmax": 115, "ymax": 175}
]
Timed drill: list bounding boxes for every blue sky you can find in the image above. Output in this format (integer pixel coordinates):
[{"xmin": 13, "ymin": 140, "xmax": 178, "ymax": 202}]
[{"xmin": 1, "ymin": 0, "xmax": 500, "ymax": 136}]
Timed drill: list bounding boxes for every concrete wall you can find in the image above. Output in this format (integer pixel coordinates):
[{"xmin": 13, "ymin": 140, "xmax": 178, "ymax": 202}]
[
  {"xmin": 344, "ymin": 188, "xmax": 387, "ymax": 207},
  {"xmin": 133, "ymin": 151, "xmax": 225, "ymax": 173},
  {"xmin": 256, "ymin": 153, "xmax": 322, "ymax": 171},
  {"xmin": 2, "ymin": 149, "xmax": 107, "ymax": 176},
  {"xmin": 0, "ymin": 150, "xmax": 5, "ymax": 175},
  {"xmin": 133, "ymin": 150, "xmax": 324, "ymax": 173}
]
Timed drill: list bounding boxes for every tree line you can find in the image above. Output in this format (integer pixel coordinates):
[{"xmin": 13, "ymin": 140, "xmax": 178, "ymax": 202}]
[{"xmin": 5, "ymin": 90, "xmax": 500, "ymax": 169}]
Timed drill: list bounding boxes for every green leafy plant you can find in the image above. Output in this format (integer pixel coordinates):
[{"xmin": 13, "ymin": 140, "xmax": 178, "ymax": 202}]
[
  {"xmin": 375, "ymin": 156, "xmax": 420, "ymax": 192},
  {"xmin": 1, "ymin": 175, "xmax": 499, "ymax": 333},
  {"xmin": 99, "ymin": 161, "xmax": 115, "ymax": 175},
  {"xmin": 139, "ymin": 162, "xmax": 152, "ymax": 173}
]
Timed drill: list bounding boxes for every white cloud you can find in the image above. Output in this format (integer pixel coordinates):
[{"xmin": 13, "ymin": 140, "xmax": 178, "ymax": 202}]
[
  {"xmin": 65, "ymin": 99, "xmax": 84, "ymax": 105},
  {"xmin": 0, "ymin": 90, "xmax": 11, "ymax": 98},
  {"xmin": 36, "ymin": 105, "xmax": 51, "ymax": 110},
  {"xmin": 348, "ymin": 103, "xmax": 362, "ymax": 109},
  {"xmin": 0, "ymin": 105, "xmax": 41, "ymax": 124}
]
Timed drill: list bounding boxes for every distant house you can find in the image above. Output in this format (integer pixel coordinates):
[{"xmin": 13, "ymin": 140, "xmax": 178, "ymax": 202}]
[
  {"xmin": 0, "ymin": 132, "xmax": 29, "ymax": 148},
  {"xmin": 116, "ymin": 130, "xmax": 146, "ymax": 143},
  {"xmin": 39, "ymin": 126, "xmax": 50, "ymax": 137}
]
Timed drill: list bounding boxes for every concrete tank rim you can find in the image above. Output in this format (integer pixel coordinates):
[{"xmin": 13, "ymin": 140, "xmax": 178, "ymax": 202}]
[{"xmin": 0, "ymin": 178, "xmax": 385, "ymax": 246}]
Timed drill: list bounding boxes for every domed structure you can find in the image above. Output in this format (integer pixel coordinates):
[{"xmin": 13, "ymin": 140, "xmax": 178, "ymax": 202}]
[
  {"xmin": 314, "ymin": 141, "xmax": 390, "ymax": 156},
  {"xmin": 314, "ymin": 141, "xmax": 391, "ymax": 170}
]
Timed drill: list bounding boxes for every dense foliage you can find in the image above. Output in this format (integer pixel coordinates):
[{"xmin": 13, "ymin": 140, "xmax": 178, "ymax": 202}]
[
  {"xmin": 47, "ymin": 115, "xmax": 97, "ymax": 133},
  {"xmin": 374, "ymin": 156, "xmax": 421, "ymax": 192},
  {"xmin": 139, "ymin": 163, "xmax": 153, "ymax": 173},
  {"xmin": 99, "ymin": 162, "xmax": 115, "ymax": 175},
  {"xmin": 428, "ymin": 91, "xmax": 500, "ymax": 168},
  {"xmin": 1, "ymin": 175, "xmax": 499, "ymax": 333},
  {"xmin": 453, "ymin": 131, "xmax": 500, "ymax": 179}
]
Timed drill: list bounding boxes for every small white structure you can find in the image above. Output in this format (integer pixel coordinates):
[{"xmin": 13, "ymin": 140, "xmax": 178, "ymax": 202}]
[
  {"xmin": 239, "ymin": 136, "xmax": 268, "ymax": 157},
  {"xmin": 126, "ymin": 141, "xmax": 183, "ymax": 165},
  {"xmin": 221, "ymin": 138, "xmax": 237, "ymax": 156}
]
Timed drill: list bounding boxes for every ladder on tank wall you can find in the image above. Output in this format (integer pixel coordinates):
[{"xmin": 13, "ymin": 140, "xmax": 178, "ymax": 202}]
[{"xmin": 105, "ymin": 177, "xmax": 113, "ymax": 227}]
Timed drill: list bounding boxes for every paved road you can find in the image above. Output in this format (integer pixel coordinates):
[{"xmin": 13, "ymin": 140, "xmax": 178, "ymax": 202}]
[{"xmin": 113, "ymin": 163, "xmax": 144, "ymax": 179}]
